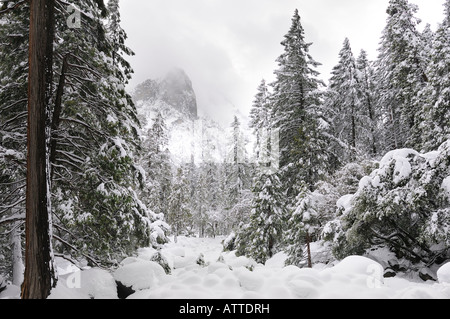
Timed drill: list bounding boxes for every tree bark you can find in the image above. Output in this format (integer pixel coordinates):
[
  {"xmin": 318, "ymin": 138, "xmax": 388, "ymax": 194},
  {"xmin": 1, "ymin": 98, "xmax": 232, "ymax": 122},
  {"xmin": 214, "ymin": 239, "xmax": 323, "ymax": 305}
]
[
  {"xmin": 305, "ymin": 232, "xmax": 312, "ymax": 268},
  {"xmin": 22, "ymin": 0, "xmax": 56, "ymax": 299}
]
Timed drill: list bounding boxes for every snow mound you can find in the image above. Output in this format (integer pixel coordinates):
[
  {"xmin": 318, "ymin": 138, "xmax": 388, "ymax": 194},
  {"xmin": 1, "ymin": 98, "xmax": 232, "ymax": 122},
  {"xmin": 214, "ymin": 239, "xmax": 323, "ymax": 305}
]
[
  {"xmin": 330, "ymin": 255, "xmax": 384, "ymax": 283},
  {"xmin": 437, "ymin": 262, "xmax": 450, "ymax": 284},
  {"xmin": 113, "ymin": 259, "xmax": 166, "ymax": 291},
  {"xmin": 36, "ymin": 236, "xmax": 450, "ymax": 300},
  {"xmin": 49, "ymin": 268, "xmax": 118, "ymax": 299}
]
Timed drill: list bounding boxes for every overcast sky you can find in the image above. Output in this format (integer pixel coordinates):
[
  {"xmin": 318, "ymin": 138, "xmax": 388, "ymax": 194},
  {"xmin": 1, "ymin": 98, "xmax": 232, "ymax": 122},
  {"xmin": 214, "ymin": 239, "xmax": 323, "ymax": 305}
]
[{"xmin": 120, "ymin": 0, "xmax": 445, "ymax": 126}]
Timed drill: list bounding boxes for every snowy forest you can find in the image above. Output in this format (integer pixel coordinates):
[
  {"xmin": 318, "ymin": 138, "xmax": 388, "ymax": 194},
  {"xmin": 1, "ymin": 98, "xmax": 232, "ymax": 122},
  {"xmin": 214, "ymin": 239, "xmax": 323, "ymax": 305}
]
[{"xmin": 1, "ymin": 0, "xmax": 450, "ymax": 300}]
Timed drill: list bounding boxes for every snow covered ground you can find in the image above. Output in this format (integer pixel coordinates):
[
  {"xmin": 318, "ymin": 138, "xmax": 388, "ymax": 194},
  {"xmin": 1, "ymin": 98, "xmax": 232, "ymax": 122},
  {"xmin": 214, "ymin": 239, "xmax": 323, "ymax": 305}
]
[{"xmin": 1, "ymin": 236, "xmax": 450, "ymax": 299}]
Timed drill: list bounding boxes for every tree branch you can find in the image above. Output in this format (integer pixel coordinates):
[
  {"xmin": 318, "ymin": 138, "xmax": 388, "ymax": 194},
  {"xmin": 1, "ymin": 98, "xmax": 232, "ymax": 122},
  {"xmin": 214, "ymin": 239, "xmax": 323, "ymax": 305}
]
[{"xmin": 0, "ymin": 0, "xmax": 28, "ymax": 15}]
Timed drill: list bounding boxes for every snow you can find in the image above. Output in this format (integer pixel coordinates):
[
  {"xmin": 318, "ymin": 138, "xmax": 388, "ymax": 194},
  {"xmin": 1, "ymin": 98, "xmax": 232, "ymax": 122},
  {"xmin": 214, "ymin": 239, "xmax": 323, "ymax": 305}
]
[
  {"xmin": 113, "ymin": 260, "xmax": 166, "ymax": 291},
  {"xmin": 437, "ymin": 262, "xmax": 450, "ymax": 284},
  {"xmin": 2, "ymin": 236, "xmax": 445, "ymax": 300},
  {"xmin": 336, "ymin": 194, "xmax": 353, "ymax": 214},
  {"xmin": 392, "ymin": 155, "xmax": 412, "ymax": 184},
  {"xmin": 441, "ymin": 177, "xmax": 450, "ymax": 198}
]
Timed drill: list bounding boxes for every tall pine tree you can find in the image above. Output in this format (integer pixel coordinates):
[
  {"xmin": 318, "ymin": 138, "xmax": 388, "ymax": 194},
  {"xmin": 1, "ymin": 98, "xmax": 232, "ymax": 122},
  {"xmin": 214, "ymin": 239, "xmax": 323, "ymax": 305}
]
[
  {"xmin": 417, "ymin": 0, "xmax": 450, "ymax": 152},
  {"xmin": 271, "ymin": 9, "xmax": 333, "ymax": 197},
  {"xmin": 375, "ymin": 0, "xmax": 428, "ymax": 151}
]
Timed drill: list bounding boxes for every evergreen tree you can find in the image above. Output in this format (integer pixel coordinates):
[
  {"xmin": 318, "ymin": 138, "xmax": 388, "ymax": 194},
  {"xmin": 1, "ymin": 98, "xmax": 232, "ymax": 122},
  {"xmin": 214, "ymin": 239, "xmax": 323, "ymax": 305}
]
[
  {"xmin": 249, "ymin": 79, "xmax": 272, "ymax": 161},
  {"xmin": 417, "ymin": 0, "xmax": 450, "ymax": 152},
  {"xmin": 270, "ymin": 9, "xmax": 333, "ymax": 197},
  {"xmin": 167, "ymin": 166, "xmax": 192, "ymax": 243},
  {"xmin": 142, "ymin": 111, "xmax": 173, "ymax": 219},
  {"xmin": 235, "ymin": 171, "xmax": 286, "ymax": 264},
  {"xmin": 324, "ymin": 143, "xmax": 450, "ymax": 268},
  {"xmin": 49, "ymin": 0, "xmax": 165, "ymax": 265},
  {"xmin": 0, "ymin": 0, "xmax": 168, "ymax": 280},
  {"xmin": 375, "ymin": 0, "xmax": 428, "ymax": 151},
  {"xmin": 0, "ymin": 2, "xmax": 29, "ymax": 284},
  {"xmin": 225, "ymin": 116, "xmax": 251, "ymax": 222},
  {"xmin": 356, "ymin": 50, "xmax": 379, "ymax": 157},
  {"xmin": 284, "ymin": 185, "xmax": 317, "ymax": 268},
  {"xmin": 327, "ymin": 38, "xmax": 363, "ymax": 160}
]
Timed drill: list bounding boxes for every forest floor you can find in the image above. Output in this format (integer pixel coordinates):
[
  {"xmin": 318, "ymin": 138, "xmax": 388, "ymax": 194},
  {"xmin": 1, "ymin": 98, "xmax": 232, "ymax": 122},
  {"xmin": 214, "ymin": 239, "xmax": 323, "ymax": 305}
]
[{"xmin": 1, "ymin": 236, "xmax": 449, "ymax": 299}]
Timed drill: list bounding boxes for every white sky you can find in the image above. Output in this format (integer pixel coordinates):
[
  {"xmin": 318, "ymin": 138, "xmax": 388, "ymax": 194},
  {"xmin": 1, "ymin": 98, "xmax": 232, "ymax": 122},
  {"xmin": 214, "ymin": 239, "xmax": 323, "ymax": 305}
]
[{"xmin": 120, "ymin": 0, "xmax": 445, "ymax": 126}]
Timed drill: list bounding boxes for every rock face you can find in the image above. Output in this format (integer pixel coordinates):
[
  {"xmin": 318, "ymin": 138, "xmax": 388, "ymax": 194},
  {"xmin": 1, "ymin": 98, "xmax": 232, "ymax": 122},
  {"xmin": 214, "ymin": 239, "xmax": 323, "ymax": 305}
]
[
  {"xmin": 133, "ymin": 68, "xmax": 198, "ymax": 119},
  {"xmin": 133, "ymin": 68, "xmax": 228, "ymax": 166}
]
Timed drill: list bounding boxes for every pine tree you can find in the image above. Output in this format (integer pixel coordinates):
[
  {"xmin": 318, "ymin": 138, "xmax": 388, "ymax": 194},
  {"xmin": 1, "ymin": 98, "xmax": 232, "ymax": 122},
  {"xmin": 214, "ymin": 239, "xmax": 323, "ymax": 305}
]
[
  {"xmin": 225, "ymin": 116, "xmax": 251, "ymax": 219},
  {"xmin": 0, "ymin": 2, "xmax": 29, "ymax": 285},
  {"xmin": 270, "ymin": 9, "xmax": 332, "ymax": 196},
  {"xmin": 326, "ymin": 38, "xmax": 363, "ymax": 160},
  {"xmin": 142, "ymin": 111, "xmax": 172, "ymax": 218},
  {"xmin": 0, "ymin": 0, "xmax": 167, "ymax": 281},
  {"xmin": 235, "ymin": 171, "xmax": 286, "ymax": 264},
  {"xmin": 250, "ymin": 79, "xmax": 271, "ymax": 161},
  {"xmin": 418, "ymin": 0, "xmax": 450, "ymax": 152},
  {"xmin": 375, "ymin": 0, "xmax": 428, "ymax": 151},
  {"xmin": 285, "ymin": 185, "xmax": 318, "ymax": 268},
  {"xmin": 167, "ymin": 166, "xmax": 192, "ymax": 243},
  {"xmin": 356, "ymin": 50, "xmax": 379, "ymax": 157}
]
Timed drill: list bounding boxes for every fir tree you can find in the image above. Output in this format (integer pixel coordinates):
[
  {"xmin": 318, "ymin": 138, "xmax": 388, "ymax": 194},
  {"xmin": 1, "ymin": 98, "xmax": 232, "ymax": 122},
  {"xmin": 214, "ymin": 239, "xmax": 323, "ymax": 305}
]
[
  {"xmin": 0, "ymin": 2, "xmax": 29, "ymax": 284},
  {"xmin": 285, "ymin": 185, "xmax": 317, "ymax": 268},
  {"xmin": 375, "ymin": 0, "xmax": 428, "ymax": 151},
  {"xmin": 356, "ymin": 50, "xmax": 379, "ymax": 157},
  {"xmin": 327, "ymin": 38, "xmax": 363, "ymax": 160},
  {"xmin": 236, "ymin": 171, "xmax": 286, "ymax": 264},
  {"xmin": 417, "ymin": 0, "xmax": 450, "ymax": 152},
  {"xmin": 271, "ymin": 9, "xmax": 333, "ymax": 196},
  {"xmin": 250, "ymin": 79, "xmax": 272, "ymax": 162},
  {"xmin": 167, "ymin": 166, "xmax": 192, "ymax": 243},
  {"xmin": 142, "ymin": 111, "xmax": 173, "ymax": 218}
]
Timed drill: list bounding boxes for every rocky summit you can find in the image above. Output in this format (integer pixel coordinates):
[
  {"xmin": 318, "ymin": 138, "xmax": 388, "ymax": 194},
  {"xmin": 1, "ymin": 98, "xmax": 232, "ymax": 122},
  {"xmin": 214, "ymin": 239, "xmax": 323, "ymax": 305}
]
[{"xmin": 133, "ymin": 68, "xmax": 198, "ymax": 119}]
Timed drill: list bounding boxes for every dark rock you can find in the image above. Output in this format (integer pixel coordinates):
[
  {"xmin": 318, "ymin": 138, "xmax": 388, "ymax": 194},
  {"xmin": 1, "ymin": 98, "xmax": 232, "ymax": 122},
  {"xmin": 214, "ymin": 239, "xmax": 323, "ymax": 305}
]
[
  {"xmin": 419, "ymin": 268, "xmax": 437, "ymax": 282},
  {"xmin": 384, "ymin": 268, "xmax": 397, "ymax": 278},
  {"xmin": 0, "ymin": 275, "xmax": 6, "ymax": 294},
  {"xmin": 116, "ymin": 280, "xmax": 135, "ymax": 299}
]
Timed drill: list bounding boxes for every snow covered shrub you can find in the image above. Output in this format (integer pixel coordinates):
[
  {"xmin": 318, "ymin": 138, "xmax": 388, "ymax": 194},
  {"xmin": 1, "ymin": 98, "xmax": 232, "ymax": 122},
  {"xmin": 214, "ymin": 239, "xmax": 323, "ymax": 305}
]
[
  {"xmin": 285, "ymin": 161, "xmax": 377, "ymax": 267},
  {"xmin": 150, "ymin": 251, "xmax": 171, "ymax": 275},
  {"xmin": 222, "ymin": 232, "xmax": 236, "ymax": 252},
  {"xmin": 324, "ymin": 141, "xmax": 450, "ymax": 269}
]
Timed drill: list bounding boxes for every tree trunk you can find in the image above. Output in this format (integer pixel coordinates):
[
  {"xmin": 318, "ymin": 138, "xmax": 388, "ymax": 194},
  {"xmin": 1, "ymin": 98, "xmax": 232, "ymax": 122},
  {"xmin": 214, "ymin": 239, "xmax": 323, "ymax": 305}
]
[
  {"xmin": 22, "ymin": 0, "xmax": 56, "ymax": 299},
  {"xmin": 305, "ymin": 232, "xmax": 312, "ymax": 268}
]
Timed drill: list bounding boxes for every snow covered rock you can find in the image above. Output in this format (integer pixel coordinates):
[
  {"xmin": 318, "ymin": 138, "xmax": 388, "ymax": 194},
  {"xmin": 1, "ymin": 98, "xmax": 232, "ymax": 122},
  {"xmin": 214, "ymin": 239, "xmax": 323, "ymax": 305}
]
[
  {"xmin": 133, "ymin": 68, "xmax": 198, "ymax": 119},
  {"xmin": 80, "ymin": 268, "xmax": 118, "ymax": 299},
  {"xmin": 331, "ymin": 256, "xmax": 384, "ymax": 285},
  {"xmin": 150, "ymin": 251, "xmax": 172, "ymax": 274},
  {"xmin": 437, "ymin": 262, "xmax": 450, "ymax": 284},
  {"xmin": 113, "ymin": 260, "xmax": 166, "ymax": 293},
  {"xmin": 49, "ymin": 268, "xmax": 118, "ymax": 299}
]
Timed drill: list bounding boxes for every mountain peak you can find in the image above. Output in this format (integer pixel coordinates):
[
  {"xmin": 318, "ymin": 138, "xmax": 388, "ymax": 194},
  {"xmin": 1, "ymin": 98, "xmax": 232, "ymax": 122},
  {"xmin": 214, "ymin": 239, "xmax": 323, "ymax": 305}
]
[{"xmin": 133, "ymin": 68, "xmax": 198, "ymax": 119}]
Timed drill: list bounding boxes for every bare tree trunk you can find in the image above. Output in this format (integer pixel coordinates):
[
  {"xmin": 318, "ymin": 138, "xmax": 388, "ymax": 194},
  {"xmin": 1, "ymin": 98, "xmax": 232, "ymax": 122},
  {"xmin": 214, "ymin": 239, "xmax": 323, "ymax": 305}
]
[
  {"xmin": 22, "ymin": 0, "xmax": 56, "ymax": 299},
  {"xmin": 306, "ymin": 232, "xmax": 312, "ymax": 268}
]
